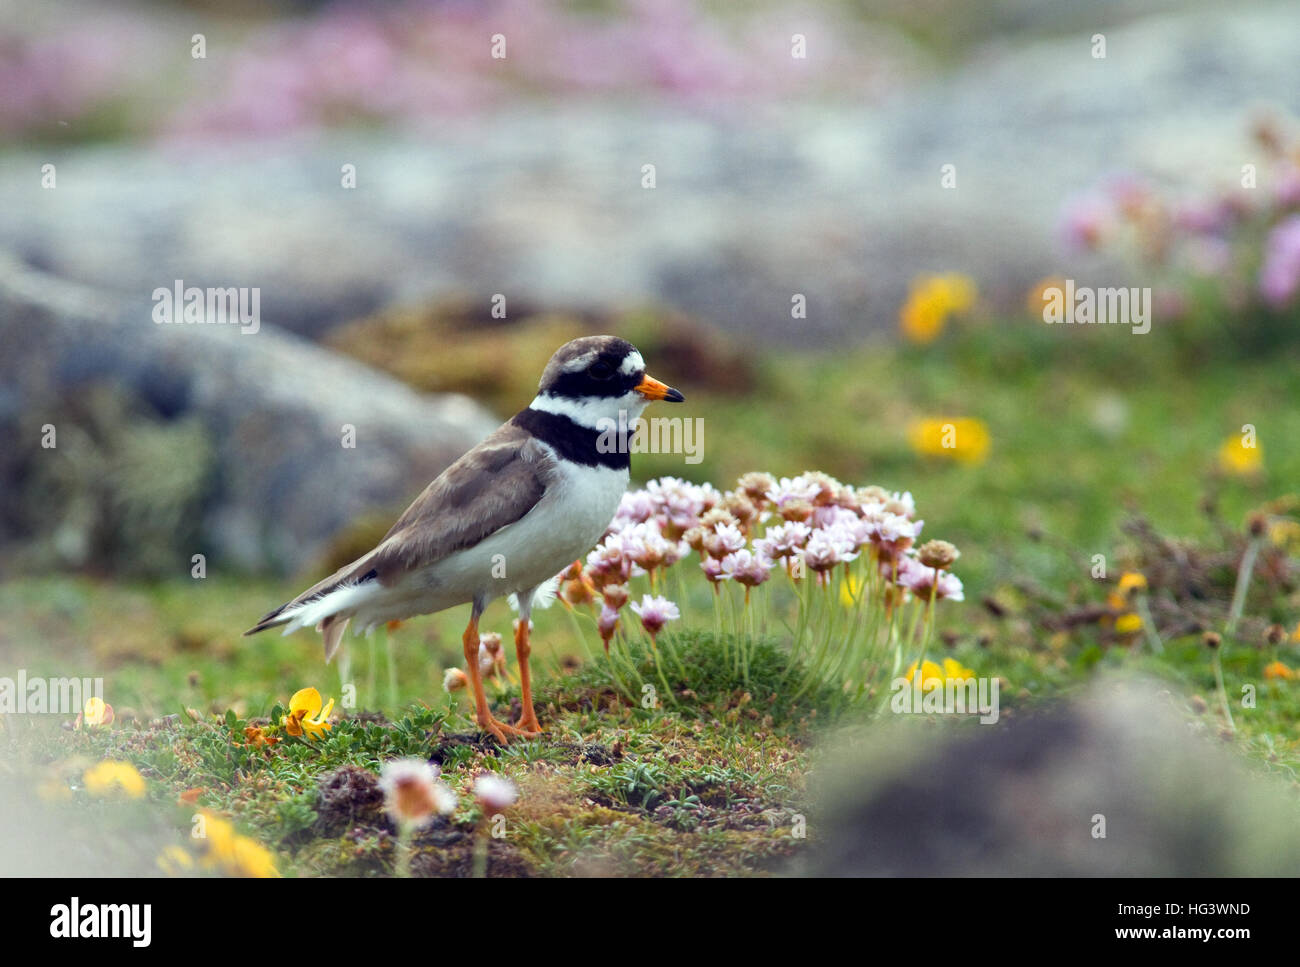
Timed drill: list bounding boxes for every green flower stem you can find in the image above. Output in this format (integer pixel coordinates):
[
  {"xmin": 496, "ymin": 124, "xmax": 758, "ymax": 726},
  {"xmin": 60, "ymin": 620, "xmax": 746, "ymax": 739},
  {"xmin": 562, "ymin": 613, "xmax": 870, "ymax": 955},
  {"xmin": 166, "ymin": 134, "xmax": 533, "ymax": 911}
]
[
  {"xmin": 911, "ymin": 573, "xmax": 939, "ymax": 675},
  {"xmin": 647, "ymin": 635, "xmax": 678, "ymax": 707},
  {"xmin": 366, "ymin": 631, "xmax": 377, "ymax": 711},
  {"xmin": 472, "ymin": 824, "xmax": 489, "ymax": 879},
  {"xmin": 395, "ymin": 823, "xmax": 414, "ymax": 878},
  {"xmin": 606, "ymin": 634, "xmax": 640, "ymax": 703},
  {"xmin": 382, "ymin": 624, "xmax": 399, "ymax": 713},
  {"xmin": 1226, "ymin": 536, "xmax": 1263, "ymax": 636},
  {"xmin": 564, "ymin": 605, "xmax": 595, "ymax": 661},
  {"xmin": 1135, "ymin": 594, "xmax": 1164, "ymax": 654},
  {"xmin": 336, "ymin": 646, "xmax": 352, "ymax": 705},
  {"xmin": 712, "ymin": 583, "xmax": 728, "ymax": 667},
  {"xmin": 1212, "ymin": 648, "xmax": 1235, "ymax": 732},
  {"xmin": 662, "ymin": 631, "xmax": 690, "ymax": 680},
  {"xmin": 791, "ymin": 579, "xmax": 838, "ymax": 701}
]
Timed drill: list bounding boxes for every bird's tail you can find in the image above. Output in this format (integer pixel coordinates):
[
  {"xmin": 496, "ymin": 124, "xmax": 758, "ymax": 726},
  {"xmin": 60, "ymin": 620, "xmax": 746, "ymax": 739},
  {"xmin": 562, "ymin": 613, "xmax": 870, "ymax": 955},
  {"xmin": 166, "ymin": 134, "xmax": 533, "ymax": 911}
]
[{"xmin": 244, "ymin": 561, "xmax": 376, "ymax": 661}]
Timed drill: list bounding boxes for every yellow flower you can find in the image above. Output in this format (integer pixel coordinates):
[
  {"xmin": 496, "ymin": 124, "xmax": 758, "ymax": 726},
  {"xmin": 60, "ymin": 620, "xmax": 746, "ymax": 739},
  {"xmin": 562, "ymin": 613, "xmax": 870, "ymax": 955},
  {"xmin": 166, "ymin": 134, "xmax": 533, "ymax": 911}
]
[
  {"xmin": 76, "ymin": 696, "xmax": 114, "ymax": 730},
  {"xmin": 194, "ymin": 811, "xmax": 280, "ymax": 877},
  {"xmin": 904, "ymin": 659, "xmax": 943, "ymax": 685},
  {"xmin": 1268, "ymin": 519, "xmax": 1300, "ymax": 550},
  {"xmin": 196, "ymin": 811, "xmax": 237, "ymax": 869},
  {"xmin": 1101, "ymin": 592, "xmax": 1136, "ymax": 630},
  {"xmin": 1218, "ymin": 435, "xmax": 1262, "ymax": 476},
  {"xmin": 1264, "ymin": 661, "xmax": 1294, "ymax": 681},
  {"xmin": 231, "ymin": 836, "xmax": 280, "ymax": 878},
  {"xmin": 1026, "ymin": 276, "xmax": 1068, "ymax": 318},
  {"xmin": 904, "ymin": 657, "xmax": 976, "ymax": 685},
  {"xmin": 839, "ymin": 572, "xmax": 864, "ymax": 607},
  {"xmin": 1114, "ymin": 613, "xmax": 1143, "ymax": 634},
  {"xmin": 156, "ymin": 845, "xmax": 194, "ymax": 876},
  {"xmin": 900, "ymin": 273, "xmax": 977, "ymax": 343},
  {"xmin": 280, "ymin": 687, "xmax": 334, "ymax": 739},
  {"xmin": 1117, "ymin": 571, "xmax": 1148, "ymax": 595},
  {"xmin": 941, "ymin": 657, "xmax": 975, "ymax": 681},
  {"xmin": 908, "ymin": 417, "xmax": 990, "ymax": 463},
  {"xmin": 83, "ymin": 760, "xmax": 146, "ymax": 799}
]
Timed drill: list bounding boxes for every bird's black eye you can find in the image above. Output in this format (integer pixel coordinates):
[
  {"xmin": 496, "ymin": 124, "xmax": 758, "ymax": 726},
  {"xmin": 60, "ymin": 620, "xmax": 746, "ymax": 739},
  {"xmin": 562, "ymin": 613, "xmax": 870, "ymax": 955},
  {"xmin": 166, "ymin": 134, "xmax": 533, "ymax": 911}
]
[{"xmin": 589, "ymin": 360, "xmax": 614, "ymax": 380}]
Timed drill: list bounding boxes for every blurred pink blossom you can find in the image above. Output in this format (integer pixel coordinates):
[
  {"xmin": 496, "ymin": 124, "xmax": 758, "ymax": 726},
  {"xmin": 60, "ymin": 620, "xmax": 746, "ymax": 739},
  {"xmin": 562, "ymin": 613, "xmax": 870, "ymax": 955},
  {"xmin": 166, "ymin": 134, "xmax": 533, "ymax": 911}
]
[{"xmin": 1259, "ymin": 215, "xmax": 1300, "ymax": 308}]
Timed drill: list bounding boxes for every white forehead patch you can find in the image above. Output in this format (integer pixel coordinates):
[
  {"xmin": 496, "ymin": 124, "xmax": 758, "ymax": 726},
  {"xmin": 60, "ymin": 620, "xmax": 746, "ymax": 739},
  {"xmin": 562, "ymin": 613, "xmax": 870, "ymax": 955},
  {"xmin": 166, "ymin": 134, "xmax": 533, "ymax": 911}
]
[
  {"xmin": 561, "ymin": 351, "xmax": 599, "ymax": 374},
  {"xmin": 619, "ymin": 350, "xmax": 645, "ymax": 376}
]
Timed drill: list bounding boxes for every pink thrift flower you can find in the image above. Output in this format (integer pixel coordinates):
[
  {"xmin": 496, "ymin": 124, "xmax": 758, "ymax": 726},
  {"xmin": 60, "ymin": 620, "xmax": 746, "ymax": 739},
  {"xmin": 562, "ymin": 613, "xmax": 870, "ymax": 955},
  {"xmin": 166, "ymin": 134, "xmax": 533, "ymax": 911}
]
[
  {"xmin": 702, "ymin": 522, "xmax": 746, "ymax": 559},
  {"xmin": 719, "ymin": 549, "xmax": 773, "ymax": 588},
  {"xmin": 1274, "ymin": 165, "xmax": 1300, "ymax": 209},
  {"xmin": 1259, "ymin": 215, "xmax": 1300, "ymax": 308},
  {"xmin": 754, "ymin": 521, "xmax": 811, "ymax": 560},
  {"xmin": 896, "ymin": 556, "xmax": 965, "ymax": 602},
  {"xmin": 630, "ymin": 594, "xmax": 681, "ymax": 638},
  {"xmin": 799, "ymin": 531, "xmax": 858, "ymax": 573},
  {"xmin": 597, "ymin": 604, "xmax": 621, "ymax": 652},
  {"xmin": 473, "ymin": 774, "xmax": 519, "ymax": 812},
  {"xmin": 1059, "ymin": 193, "xmax": 1112, "ymax": 253}
]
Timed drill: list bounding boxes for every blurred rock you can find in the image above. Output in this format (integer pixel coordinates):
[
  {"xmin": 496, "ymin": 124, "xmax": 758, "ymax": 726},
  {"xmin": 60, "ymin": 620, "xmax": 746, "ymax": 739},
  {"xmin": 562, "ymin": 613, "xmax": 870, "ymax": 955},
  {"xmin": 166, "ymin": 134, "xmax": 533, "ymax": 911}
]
[
  {"xmin": 0, "ymin": 254, "xmax": 498, "ymax": 575},
  {"xmin": 1, "ymin": 4, "xmax": 1298, "ymax": 346},
  {"xmin": 797, "ymin": 677, "xmax": 1300, "ymax": 875}
]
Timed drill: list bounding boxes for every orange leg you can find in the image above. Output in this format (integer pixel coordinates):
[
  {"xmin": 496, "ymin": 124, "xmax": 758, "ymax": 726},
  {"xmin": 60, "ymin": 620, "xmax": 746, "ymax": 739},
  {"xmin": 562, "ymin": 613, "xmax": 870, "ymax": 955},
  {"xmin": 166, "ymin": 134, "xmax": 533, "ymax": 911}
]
[
  {"xmin": 513, "ymin": 618, "xmax": 543, "ymax": 735},
  {"xmin": 462, "ymin": 614, "xmax": 525, "ymax": 744}
]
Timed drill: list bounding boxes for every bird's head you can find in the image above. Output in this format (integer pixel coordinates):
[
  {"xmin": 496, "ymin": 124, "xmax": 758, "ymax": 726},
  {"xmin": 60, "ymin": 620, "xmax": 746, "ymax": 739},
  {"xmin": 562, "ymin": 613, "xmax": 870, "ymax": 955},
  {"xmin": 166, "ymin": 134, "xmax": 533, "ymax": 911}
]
[{"xmin": 531, "ymin": 335, "xmax": 684, "ymax": 427}]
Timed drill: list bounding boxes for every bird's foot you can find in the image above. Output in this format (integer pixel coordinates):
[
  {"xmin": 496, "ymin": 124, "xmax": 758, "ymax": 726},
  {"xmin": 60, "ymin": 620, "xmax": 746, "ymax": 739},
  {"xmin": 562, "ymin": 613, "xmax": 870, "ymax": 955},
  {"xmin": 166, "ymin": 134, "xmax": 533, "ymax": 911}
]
[
  {"xmin": 476, "ymin": 712, "xmax": 536, "ymax": 744},
  {"xmin": 514, "ymin": 713, "xmax": 543, "ymax": 735}
]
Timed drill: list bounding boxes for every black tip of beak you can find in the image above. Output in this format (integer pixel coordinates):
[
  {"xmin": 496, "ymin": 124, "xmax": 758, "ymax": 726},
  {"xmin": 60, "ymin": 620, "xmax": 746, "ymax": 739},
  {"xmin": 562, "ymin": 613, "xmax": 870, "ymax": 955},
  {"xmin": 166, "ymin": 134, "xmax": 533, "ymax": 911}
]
[{"xmin": 665, "ymin": 387, "xmax": 685, "ymax": 403}]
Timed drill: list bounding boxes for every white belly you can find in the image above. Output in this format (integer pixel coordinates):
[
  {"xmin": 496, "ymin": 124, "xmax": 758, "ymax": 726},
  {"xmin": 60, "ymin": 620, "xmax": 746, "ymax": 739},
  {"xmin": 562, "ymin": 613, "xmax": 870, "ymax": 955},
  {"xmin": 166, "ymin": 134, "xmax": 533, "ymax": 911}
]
[{"xmin": 351, "ymin": 457, "xmax": 628, "ymax": 631}]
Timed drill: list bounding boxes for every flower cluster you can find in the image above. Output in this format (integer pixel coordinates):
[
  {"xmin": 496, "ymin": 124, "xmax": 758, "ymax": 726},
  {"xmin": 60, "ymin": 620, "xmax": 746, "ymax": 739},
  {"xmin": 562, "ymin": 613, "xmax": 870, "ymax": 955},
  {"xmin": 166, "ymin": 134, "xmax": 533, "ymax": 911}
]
[
  {"xmin": 560, "ymin": 472, "xmax": 964, "ymax": 657},
  {"xmin": 1054, "ymin": 118, "xmax": 1300, "ymax": 347},
  {"xmin": 3, "ymin": 2, "xmax": 910, "ymax": 144}
]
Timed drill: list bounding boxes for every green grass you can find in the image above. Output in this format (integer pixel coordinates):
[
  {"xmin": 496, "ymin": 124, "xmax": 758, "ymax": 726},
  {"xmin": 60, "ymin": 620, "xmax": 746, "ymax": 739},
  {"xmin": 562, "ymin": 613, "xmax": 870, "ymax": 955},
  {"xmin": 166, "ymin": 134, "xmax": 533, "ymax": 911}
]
[{"xmin": 666, "ymin": 319, "xmax": 1300, "ymax": 596}]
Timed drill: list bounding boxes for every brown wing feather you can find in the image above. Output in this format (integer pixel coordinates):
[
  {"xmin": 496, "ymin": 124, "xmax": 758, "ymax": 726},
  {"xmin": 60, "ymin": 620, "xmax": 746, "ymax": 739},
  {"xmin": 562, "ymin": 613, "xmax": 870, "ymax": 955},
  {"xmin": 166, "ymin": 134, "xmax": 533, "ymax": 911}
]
[
  {"xmin": 366, "ymin": 422, "xmax": 549, "ymax": 581},
  {"xmin": 243, "ymin": 422, "xmax": 549, "ymax": 636}
]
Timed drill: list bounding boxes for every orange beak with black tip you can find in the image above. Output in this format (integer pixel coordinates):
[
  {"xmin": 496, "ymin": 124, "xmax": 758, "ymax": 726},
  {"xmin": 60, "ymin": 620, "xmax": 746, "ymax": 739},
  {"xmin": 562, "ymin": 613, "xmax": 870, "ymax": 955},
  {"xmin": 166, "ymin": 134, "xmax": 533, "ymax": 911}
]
[{"xmin": 635, "ymin": 374, "xmax": 685, "ymax": 403}]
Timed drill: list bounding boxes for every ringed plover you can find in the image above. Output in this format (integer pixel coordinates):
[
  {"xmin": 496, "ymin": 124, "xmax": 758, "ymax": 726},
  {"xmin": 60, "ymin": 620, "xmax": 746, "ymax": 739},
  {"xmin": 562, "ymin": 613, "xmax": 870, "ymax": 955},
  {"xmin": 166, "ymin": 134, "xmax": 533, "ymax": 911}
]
[{"xmin": 244, "ymin": 335, "xmax": 684, "ymax": 742}]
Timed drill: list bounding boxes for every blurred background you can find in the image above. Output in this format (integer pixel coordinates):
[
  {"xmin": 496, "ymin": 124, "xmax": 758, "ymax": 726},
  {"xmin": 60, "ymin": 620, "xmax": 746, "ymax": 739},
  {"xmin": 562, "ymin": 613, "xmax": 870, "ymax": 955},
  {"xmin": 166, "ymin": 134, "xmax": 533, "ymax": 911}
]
[
  {"xmin": 2, "ymin": 0, "xmax": 1300, "ymax": 877},
  {"xmin": 3, "ymin": 0, "xmax": 1298, "ymax": 579},
  {"xmin": 4, "ymin": 0, "xmax": 1300, "ymax": 695}
]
